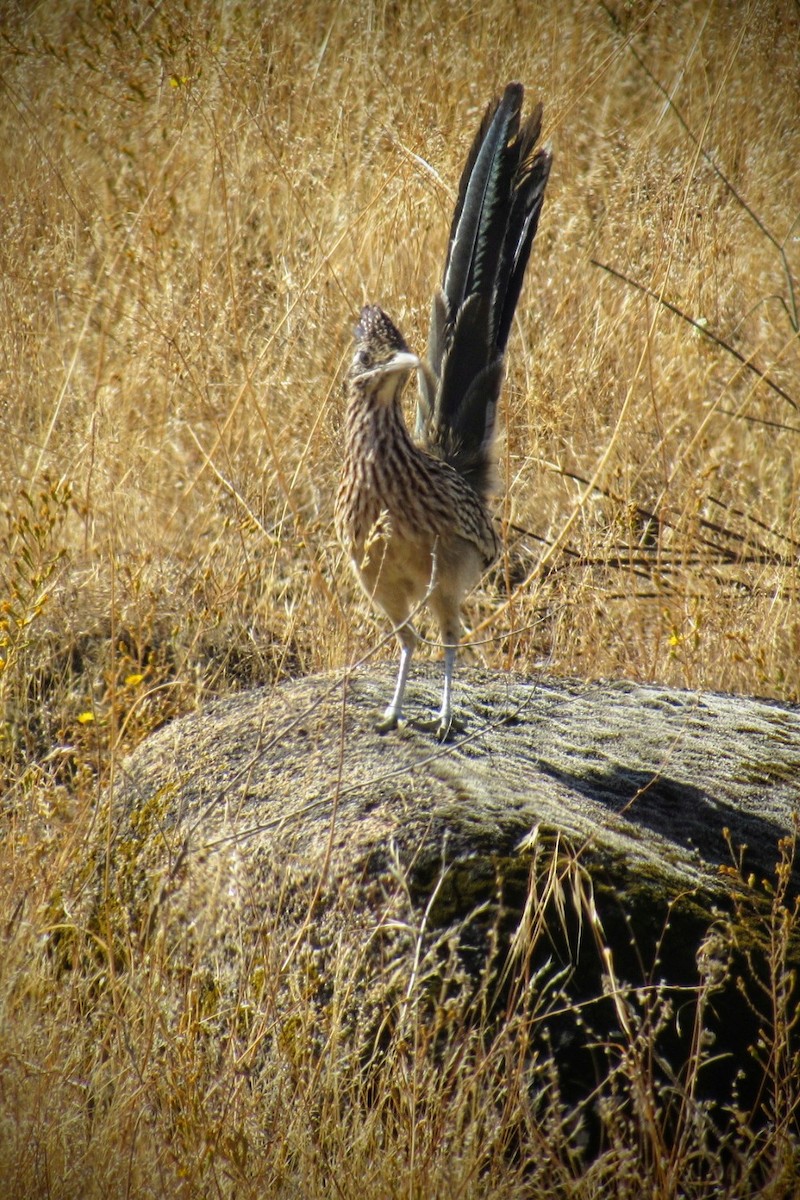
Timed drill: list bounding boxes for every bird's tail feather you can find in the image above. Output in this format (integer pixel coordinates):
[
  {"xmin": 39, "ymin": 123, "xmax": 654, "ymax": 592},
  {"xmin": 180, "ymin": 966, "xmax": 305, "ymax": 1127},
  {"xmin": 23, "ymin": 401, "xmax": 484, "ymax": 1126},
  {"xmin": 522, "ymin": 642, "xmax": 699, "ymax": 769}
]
[{"xmin": 417, "ymin": 83, "xmax": 552, "ymax": 498}]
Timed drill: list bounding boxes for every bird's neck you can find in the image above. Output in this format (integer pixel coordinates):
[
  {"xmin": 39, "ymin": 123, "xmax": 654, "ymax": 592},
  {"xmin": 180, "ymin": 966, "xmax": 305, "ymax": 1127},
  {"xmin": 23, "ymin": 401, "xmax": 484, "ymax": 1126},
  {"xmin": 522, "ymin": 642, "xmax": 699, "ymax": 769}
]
[{"xmin": 344, "ymin": 382, "xmax": 416, "ymax": 462}]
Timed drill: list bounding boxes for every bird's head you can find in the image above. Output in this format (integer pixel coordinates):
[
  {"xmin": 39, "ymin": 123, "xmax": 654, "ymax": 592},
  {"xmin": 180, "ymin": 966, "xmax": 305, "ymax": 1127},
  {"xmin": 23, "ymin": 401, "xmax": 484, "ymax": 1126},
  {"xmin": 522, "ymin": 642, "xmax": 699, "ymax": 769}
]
[{"xmin": 348, "ymin": 305, "xmax": 419, "ymax": 396}]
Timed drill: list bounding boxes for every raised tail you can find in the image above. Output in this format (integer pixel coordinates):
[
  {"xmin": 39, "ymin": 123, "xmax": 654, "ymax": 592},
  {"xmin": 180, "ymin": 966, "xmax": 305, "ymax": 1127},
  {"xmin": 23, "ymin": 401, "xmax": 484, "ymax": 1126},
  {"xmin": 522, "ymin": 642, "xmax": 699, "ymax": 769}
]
[{"xmin": 416, "ymin": 83, "xmax": 552, "ymax": 497}]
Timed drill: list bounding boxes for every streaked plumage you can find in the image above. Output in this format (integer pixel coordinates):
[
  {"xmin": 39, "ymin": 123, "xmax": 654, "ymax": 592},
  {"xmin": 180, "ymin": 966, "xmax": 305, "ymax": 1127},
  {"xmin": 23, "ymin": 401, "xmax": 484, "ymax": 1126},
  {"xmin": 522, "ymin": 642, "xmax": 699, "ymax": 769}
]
[{"xmin": 336, "ymin": 84, "xmax": 552, "ymax": 737}]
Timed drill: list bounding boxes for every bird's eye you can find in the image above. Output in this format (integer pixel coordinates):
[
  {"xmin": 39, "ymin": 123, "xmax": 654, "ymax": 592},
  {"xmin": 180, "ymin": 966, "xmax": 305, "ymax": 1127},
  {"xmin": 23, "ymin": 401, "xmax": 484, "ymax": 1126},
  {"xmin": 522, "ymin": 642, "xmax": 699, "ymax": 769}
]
[{"xmin": 356, "ymin": 349, "xmax": 370, "ymax": 367}]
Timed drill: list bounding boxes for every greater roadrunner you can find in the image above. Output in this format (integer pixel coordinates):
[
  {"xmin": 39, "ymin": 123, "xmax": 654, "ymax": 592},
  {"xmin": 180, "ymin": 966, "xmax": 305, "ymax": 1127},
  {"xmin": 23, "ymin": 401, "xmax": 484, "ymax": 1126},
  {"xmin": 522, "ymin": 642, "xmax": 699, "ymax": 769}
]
[{"xmin": 336, "ymin": 83, "xmax": 551, "ymax": 737}]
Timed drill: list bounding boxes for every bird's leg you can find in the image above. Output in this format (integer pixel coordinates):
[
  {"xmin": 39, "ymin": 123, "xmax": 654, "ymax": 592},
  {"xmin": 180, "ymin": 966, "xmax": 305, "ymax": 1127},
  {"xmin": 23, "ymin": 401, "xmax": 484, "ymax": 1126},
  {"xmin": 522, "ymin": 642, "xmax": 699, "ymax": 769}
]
[
  {"xmin": 376, "ymin": 623, "xmax": 417, "ymax": 732},
  {"xmin": 420, "ymin": 602, "xmax": 465, "ymax": 740},
  {"xmin": 436, "ymin": 643, "xmax": 460, "ymax": 740},
  {"xmin": 417, "ymin": 641, "xmax": 464, "ymax": 739}
]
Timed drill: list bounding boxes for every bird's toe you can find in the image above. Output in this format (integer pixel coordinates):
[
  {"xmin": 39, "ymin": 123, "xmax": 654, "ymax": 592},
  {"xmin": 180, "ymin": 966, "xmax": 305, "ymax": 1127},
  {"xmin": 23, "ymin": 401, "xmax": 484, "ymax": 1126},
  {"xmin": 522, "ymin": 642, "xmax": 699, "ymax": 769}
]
[{"xmin": 375, "ymin": 708, "xmax": 401, "ymax": 734}]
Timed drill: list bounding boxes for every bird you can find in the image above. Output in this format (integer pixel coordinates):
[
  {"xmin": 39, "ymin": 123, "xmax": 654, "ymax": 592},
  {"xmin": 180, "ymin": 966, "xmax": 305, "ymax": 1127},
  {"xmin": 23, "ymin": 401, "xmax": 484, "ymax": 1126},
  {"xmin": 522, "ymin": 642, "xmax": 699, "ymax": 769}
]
[{"xmin": 335, "ymin": 82, "xmax": 552, "ymax": 738}]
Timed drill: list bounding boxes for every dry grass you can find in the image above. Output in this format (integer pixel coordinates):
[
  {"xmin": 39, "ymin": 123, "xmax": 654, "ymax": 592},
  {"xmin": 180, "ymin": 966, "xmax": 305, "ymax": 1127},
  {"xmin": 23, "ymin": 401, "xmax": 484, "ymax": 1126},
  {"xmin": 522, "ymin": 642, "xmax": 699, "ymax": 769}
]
[{"xmin": 1, "ymin": 0, "xmax": 799, "ymax": 1194}]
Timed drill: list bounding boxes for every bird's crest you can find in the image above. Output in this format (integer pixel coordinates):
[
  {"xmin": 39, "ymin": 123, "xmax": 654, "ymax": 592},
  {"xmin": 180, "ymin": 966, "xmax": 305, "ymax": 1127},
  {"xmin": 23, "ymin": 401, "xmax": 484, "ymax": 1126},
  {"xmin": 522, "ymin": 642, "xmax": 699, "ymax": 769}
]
[{"xmin": 355, "ymin": 305, "xmax": 410, "ymax": 356}]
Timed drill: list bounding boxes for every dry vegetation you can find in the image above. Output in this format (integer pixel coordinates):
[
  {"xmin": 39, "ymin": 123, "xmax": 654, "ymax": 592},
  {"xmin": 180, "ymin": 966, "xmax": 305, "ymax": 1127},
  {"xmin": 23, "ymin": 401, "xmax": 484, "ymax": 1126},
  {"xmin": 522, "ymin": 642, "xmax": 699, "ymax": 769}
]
[{"xmin": 1, "ymin": 0, "xmax": 799, "ymax": 1195}]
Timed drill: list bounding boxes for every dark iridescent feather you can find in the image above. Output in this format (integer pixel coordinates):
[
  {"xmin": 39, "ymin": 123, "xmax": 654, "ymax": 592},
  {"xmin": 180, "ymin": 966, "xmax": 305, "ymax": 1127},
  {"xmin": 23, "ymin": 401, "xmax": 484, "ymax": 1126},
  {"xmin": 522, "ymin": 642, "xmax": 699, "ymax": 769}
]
[
  {"xmin": 417, "ymin": 83, "xmax": 552, "ymax": 498},
  {"xmin": 495, "ymin": 106, "xmax": 550, "ymax": 351},
  {"xmin": 442, "ymin": 86, "xmax": 522, "ymax": 321}
]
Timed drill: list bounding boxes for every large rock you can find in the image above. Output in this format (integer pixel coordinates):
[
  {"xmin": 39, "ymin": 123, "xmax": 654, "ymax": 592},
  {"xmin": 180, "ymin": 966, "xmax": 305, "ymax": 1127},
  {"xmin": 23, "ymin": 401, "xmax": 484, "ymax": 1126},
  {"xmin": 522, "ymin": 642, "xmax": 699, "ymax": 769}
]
[
  {"xmin": 107, "ymin": 666, "xmax": 800, "ymax": 1152},
  {"xmin": 113, "ymin": 665, "xmax": 800, "ymax": 899}
]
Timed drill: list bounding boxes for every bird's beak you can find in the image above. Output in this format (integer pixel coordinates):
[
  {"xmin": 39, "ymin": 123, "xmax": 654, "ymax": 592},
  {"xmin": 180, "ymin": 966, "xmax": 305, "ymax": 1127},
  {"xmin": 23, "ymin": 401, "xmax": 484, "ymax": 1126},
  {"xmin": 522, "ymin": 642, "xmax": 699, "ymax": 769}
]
[{"xmin": 378, "ymin": 350, "xmax": 420, "ymax": 375}]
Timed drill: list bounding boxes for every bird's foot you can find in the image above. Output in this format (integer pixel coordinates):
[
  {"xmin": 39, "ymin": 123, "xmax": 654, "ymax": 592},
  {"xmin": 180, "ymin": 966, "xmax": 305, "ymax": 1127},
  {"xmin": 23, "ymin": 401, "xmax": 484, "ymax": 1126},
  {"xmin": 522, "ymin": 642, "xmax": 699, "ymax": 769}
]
[
  {"xmin": 418, "ymin": 711, "xmax": 466, "ymax": 742},
  {"xmin": 375, "ymin": 706, "xmax": 402, "ymax": 734}
]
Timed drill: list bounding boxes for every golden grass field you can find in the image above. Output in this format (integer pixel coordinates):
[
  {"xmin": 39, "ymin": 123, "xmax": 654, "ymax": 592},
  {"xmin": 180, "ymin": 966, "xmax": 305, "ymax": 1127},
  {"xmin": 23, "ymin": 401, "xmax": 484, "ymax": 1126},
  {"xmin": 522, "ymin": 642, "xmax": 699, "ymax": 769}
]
[{"xmin": 1, "ymin": 1, "xmax": 799, "ymax": 1195}]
